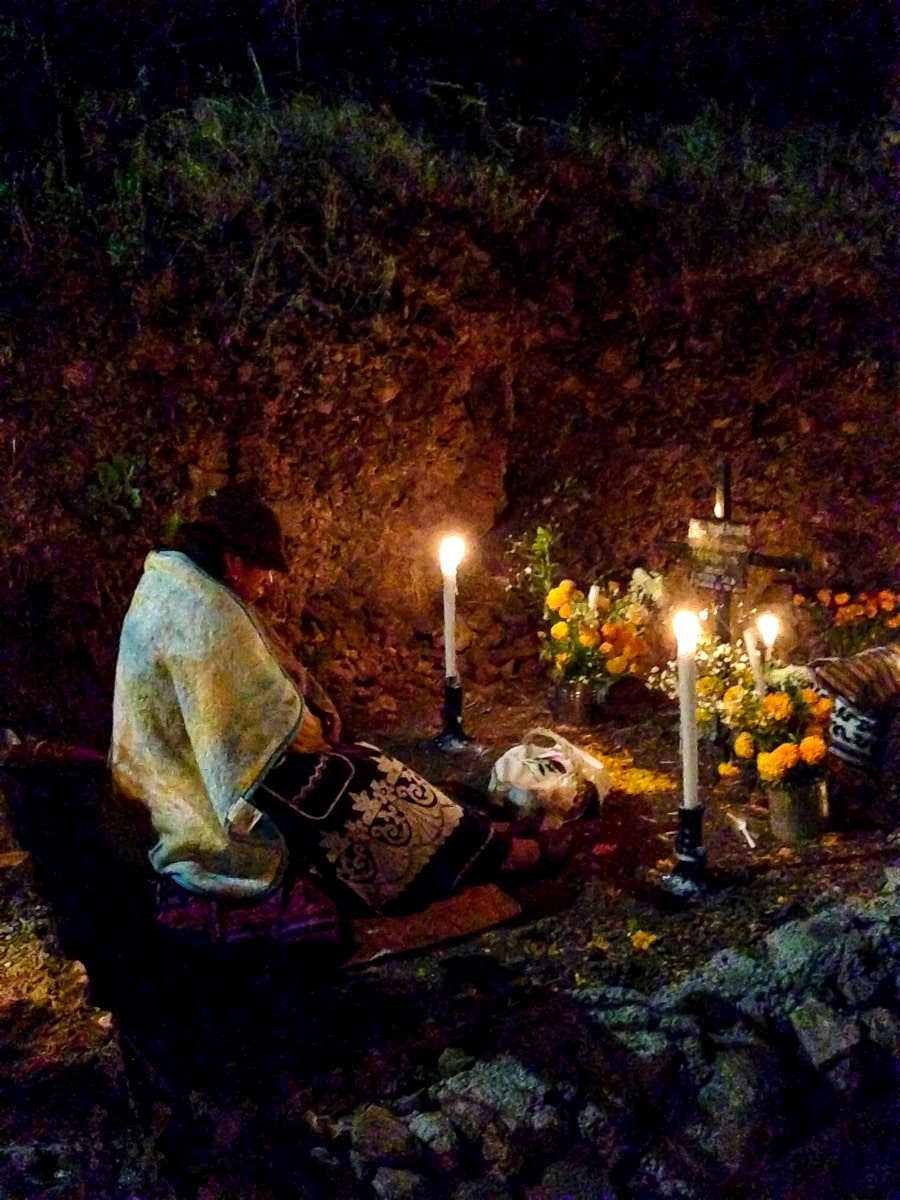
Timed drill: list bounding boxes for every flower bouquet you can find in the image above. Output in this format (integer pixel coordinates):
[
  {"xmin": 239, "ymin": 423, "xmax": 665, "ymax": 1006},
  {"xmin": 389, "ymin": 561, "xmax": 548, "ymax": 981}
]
[
  {"xmin": 646, "ymin": 632, "xmax": 755, "ymax": 739},
  {"xmin": 793, "ymin": 587, "xmax": 900, "ymax": 658},
  {"xmin": 540, "ymin": 568, "xmax": 663, "ymax": 701},
  {"xmin": 717, "ymin": 679, "xmax": 834, "ymax": 843}
]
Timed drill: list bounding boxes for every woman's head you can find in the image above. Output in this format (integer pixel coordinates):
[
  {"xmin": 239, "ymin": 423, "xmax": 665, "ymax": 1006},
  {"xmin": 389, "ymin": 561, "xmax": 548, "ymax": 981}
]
[{"xmin": 174, "ymin": 485, "xmax": 287, "ymax": 600}]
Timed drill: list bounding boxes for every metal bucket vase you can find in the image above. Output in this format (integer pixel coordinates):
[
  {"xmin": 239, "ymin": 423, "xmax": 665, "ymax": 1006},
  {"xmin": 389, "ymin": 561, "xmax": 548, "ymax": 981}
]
[
  {"xmin": 549, "ymin": 682, "xmax": 603, "ymax": 727},
  {"xmin": 767, "ymin": 778, "xmax": 829, "ymax": 846}
]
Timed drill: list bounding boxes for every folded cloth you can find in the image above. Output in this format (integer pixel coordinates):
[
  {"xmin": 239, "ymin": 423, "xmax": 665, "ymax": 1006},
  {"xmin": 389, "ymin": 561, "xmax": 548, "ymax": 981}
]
[
  {"xmin": 154, "ymin": 874, "xmax": 342, "ymax": 948},
  {"xmin": 811, "ymin": 644, "xmax": 900, "ymax": 712}
]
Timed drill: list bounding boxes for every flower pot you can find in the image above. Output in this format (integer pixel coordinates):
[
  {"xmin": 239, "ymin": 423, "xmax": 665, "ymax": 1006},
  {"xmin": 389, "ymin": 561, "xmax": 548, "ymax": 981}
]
[
  {"xmin": 766, "ymin": 778, "xmax": 828, "ymax": 846},
  {"xmin": 549, "ymin": 682, "xmax": 601, "ymax": 727}
]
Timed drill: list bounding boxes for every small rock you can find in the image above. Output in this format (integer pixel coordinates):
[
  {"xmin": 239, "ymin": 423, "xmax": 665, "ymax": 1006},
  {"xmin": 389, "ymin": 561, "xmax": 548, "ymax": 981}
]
[
  {"xmin": 350, "ymin": 1104, "xmax": 419, "ymax": 1165},
  {"xmin": 371, "ymin": 1166, "xmax": 429, "ymax": 1200},
  {"xmin": 789, "ymin": 998, "xmax": 860, "ymax": 1068}
]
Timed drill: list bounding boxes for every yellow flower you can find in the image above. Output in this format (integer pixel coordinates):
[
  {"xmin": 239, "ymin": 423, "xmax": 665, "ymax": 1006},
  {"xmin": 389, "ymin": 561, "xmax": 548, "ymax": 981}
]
[
  {"xmin": 698, "ymin": 676, "xmax": 718, "ymax": 696},
  {"xmin": 799, "ymin": 735, "xmax": 827, "ymax": 765},
  {"xmin": 630, "ymin": 930, "xmax": 658, "ymax": 952},
  {"xmin": 813, "ymin": 697, "xmax": 834, "ymax": 720},
  {"xmin": 554, "ymin": 652, "xmax": 570, "ymax": 669},
  {"xmin": 558, "ymin": 602, "xmax": 572, "ymax": 619},
  {"xmin": 816, "ymin": 588, "xmax": 832, "ymax": 606},
  {"xmin": 793, "ymin": 593, "xmax": 806, "ymax": 607},
  {"xmin": 718, "ymin": 762, "xmax": 741, "ymax": 780},
  {"xmin": 599, "ymin": 641, "xmax": 615, "ymax": 655},
  {"xmin": 734, "ymin": 732, "xmax": 755, "ymax": 759},
  {"xmin": 606, "ymin": 655, "xmax": 628, "ymax": 675},
  {"xmin": 778, "ymin": 742, "xmax": 801, "ymax": 768},
  {"xmin": 888, "ymin": 614, "xmax": 900, "ymax": 629},
  {"xmin": 546, "ymin": 587, "xmax": 565, "ymax": 612},
  {"xmin": 550, "ymin": 621, "xmax": 570, "ymax": 640},
  {"xmin": 878, "ymin": 590, "xmax": 896, "ymax": 612},
  {"xmin": 763, "ymin": 692, "xmax": 793, "ymax": 722},
  {"xmin": 801, "ymin": 689, "xmax": 820, "ymax": 708},
  {"xmin": 834, "ymin": 592, "xmax": 850, "ymax": 606},
  {"xmin": 723, "ymin": 685, "xmax": 745, "ymax": 707},
  {"xmin": 579, "ymin": 627, "xmax": 600, "ymax": 648},
  {"xmin": 757, "ymin": 750, "xmax": 782, "ymax": 783}
]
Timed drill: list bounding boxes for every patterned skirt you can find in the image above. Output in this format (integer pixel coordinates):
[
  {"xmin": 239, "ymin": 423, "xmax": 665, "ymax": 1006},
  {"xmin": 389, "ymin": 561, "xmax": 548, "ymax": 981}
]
[{"xmin": 253, "ymin": 742, "xmax": 506, "ymax": 914}]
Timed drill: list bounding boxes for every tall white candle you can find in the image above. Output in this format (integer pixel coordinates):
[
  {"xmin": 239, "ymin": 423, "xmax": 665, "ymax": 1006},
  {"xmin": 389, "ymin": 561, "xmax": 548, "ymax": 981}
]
[
  {"xmin": 743, "ymin": 626, "xmax": 767, "ymax": 696},
  {"xmin": 673, "ymin": 610, "xmax": 701, "ymax": 810},
  {"xmin": 439, "ymin": 536, "xmax": 465, "ymax": 681},
  {"xmin": 756, "ymin": 612, "xmax": 780, "ymax": 663}
]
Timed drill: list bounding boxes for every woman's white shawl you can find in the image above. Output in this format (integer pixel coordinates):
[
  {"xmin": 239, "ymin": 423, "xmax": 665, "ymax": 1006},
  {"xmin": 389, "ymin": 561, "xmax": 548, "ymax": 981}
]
[{"xmin": 110, "ymin": 551, "xmax": 303, "ymax": 900}]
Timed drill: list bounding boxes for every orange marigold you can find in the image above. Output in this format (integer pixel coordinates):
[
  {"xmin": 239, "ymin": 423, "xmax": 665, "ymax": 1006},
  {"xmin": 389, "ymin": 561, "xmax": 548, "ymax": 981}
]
[
  {"xmin": 799, "ymin": 735, "xmax": 828, "ymax": 765},
  {"xmin": 763, "ymin": 692, "xmax": 793, "ymax": 722}
]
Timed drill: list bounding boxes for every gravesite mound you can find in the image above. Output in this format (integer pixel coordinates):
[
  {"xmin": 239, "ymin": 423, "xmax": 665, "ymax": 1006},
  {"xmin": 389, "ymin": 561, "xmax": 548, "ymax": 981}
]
[{"xmin": 2, "ymin": 10, "xmax": 900, "ymax": 1192}]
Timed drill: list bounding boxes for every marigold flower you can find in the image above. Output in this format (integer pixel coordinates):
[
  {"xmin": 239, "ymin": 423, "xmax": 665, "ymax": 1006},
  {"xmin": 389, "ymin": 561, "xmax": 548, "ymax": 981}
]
[
  {"xmin": 630, "ymin": 930, "xmax": 658, "ymax": 952},
  {"xmin": 600, "ymin": 641, "xmax": 615, "ymax": 655},
  {"xmin": 763, "ymin": 692, "xmax": 793, "ymax": 722},
  {"xmin": 865, "ymin": 602, "xmax": 879, "ymax": 619},
  {"xmin": 799, "ymin": 735, "xmax": 827, "ymax": 765},
  {"xmin": 723, "ymin": 685, "xmax": 745, "ymax": 708},
  {"xmin": 816, "ymin": 589, "xmax": 832, "ymax": 606},
  {"xmin": 579, "ymin": 628, "xmax": 600, "ymax": 648},
  {"xmin": 606, "ymin": 655, "xmax": 628, "ymax": 675},
  {"xmin": 813, "ymin": 697, "xmax": 834, "ymax": 720},
  {"xmin": 757, "ymin": 751, "xmax": 782, "ymax": 783},
  {"xmin": 774, "ymin": 742, "xmax": 801, "ymax": 770},
  {"xmin": 600, "ymin": 622, "xmax": 618, "ymax": 639},
  {"xmin": 793, "ymin": 593, "xmax": 806, "ymax": 607},
  {"xmin": 734, "ymin": 732, "xmax": 755, "ymax": 759},
  {"xmin": 550, "ymin": 621, "xmax": 570, "ymax": 640},
  {"xmin": 546, "ymin": 587, "xmax": 565, "ymax": 612},
  {"xmin": 554, "ymin": 652, "xmax": 570, "ymax": 669},
  {"xmin": 559, "ymin": 579, "xmax": 576, "ymax": 594},
  {"xmin": 558, "ymin": 602, "xmax": 572, "ymax": 619},
  {"xmin": 834, "ymin": 592, "xmax": 850, "ymax": 606},
  {"xmin": 801, "ymin": 689, "xmax": 820, "ymax": 708},
  {"xmin": 718, "ymin": 762, "xmax": 741, "ymax": 780},
  {"xmin": 887, "ymin": 615, "xmax": 900, "ymax": 629},
  {"xmin": 878, "ymin": 590, "xmax": 896, "ymax": 612}
]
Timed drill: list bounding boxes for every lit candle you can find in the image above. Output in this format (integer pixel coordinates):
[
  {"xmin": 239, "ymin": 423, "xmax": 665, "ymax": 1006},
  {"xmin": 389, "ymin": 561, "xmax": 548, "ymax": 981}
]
[
  {"xmin": 743, "ymin": 626, "xmax": 767, "ymax": 696},
  {"xmin": 439, "ymin": 536, "xmax": 465, "ymax": 681},
  {"xmin": 673, "ymin": 610, "xmax": 701, "ymax": 810},
  {"xmin": 756, "ymin": 612, "xmax": 780, "ymax": 663}
]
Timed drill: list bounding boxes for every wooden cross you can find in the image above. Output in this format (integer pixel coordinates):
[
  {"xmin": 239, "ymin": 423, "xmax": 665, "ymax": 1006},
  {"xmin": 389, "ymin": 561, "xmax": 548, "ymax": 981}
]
[{"xmin": 668, "ymin": 459, "xmax": 811, "ymax": 642}]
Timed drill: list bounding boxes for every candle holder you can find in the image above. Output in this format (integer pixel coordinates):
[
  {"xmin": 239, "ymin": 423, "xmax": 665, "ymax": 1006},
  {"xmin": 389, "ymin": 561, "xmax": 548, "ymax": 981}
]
[
  {"xmin": 433, "ymin": 678, "xmax": 474, "ymax": 752},
  {"xmin": 660, "ymin": 806, "xmax": 708, "ymax": 897}
]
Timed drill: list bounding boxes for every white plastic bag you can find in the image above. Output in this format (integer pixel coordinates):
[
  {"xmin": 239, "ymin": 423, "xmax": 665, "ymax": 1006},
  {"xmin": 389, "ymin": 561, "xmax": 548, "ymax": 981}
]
[{"xmin": 488, "ymin": 727, "xmax": 612, "ymax": 830}]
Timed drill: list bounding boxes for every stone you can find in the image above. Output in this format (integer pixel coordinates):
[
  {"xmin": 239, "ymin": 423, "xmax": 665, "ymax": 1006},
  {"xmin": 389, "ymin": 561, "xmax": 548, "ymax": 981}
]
[
  {"xmin": 433, "ymin": 1055, "xmax": 558, "ymax": 1149},
  {"xmin": 531, "ymin": 1148, "xmax": 617, "ymax": 1199},
  {"xmin": 861, "ymin": 1006, "xmax": 900, "ymax": 1052},
  {"xmin": 695, "ymin": 1046, "xmax": 784, "ymax": 1171},
  {"xmin": 407, "ymin": 1110, "xmax": 462, "ymax": 1170},
  {"xmin": 788, "ymin": 998, "xmax": 861, "ymax": 1068},
  {"xmin": 371, "ymin": 1166, "xmax": 429, "ymax": 1200},
  {"xmin": 350, "ymin": 1104, "xmax": 419, "ymax": 1165}
]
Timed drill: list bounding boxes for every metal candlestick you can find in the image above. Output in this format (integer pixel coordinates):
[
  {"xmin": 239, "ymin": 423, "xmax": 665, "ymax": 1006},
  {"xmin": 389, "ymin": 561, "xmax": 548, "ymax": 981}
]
[{"xmin": 433, "ymin": 678, "xmax": 473, "ymax": 752}]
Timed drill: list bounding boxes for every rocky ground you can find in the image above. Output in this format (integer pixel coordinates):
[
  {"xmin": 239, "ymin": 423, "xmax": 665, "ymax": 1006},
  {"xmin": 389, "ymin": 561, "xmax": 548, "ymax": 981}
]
[{"xmin": 5, "ymin": 679, "xmax": 900, "ymax": 1198}]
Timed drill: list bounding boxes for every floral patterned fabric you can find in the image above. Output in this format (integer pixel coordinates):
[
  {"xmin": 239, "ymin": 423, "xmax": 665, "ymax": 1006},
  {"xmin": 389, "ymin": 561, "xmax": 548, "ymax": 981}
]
[{"xmin": 255, "ymin": 744, "xmax": 503, "ymax": 914}]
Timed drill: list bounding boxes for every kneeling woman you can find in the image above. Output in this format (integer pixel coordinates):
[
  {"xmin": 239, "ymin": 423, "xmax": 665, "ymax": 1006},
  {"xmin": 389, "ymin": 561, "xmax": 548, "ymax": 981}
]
[{"xmin": 110, "ymin": 488, "xmax": 538, "ymax": 921}]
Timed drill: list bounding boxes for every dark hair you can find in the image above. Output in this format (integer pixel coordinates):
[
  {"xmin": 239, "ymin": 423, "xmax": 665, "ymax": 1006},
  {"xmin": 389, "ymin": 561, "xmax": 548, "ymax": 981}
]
[
  {"xmin": 173, "ymin": 520, "xmax": 229, "ymax": 580},
  {"xmin": 173, "ymin": 485, "xmax": 288, "ymax": 577}
]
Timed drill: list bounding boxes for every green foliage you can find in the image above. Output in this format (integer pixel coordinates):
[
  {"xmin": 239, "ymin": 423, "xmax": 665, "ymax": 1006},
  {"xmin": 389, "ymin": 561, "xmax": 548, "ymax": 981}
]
[
  {"xmin": 507, "ymin": 523, "xmax": 560, "ymax": 605},
  {"xmin": 81, "ymin": 456, "xmax": 145, "ymax": 525}
]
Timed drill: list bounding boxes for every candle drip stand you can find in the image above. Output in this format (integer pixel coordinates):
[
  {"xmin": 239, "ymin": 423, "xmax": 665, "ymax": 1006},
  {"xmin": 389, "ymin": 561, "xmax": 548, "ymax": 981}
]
[
  {"xmin": 661, "ymin": 805, "xmax": 707, "ymax": 897},
  {"xmin": 433, "ymin": 678, "xmax": 474, "ymax": 752}
]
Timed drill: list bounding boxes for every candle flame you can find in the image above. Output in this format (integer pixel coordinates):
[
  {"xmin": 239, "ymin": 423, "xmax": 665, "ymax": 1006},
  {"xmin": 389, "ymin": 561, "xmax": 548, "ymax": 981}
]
[
  {"xmin": 673, "ymin": 609, "xmax": 701, "ymax": 654},
  {"xmin": 756, "ymin": 612, "xmax": 780, "ymax": 650},
  {"xmin": 439, "ymin": 535, "xmax": 465, "ymax": 575}
]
